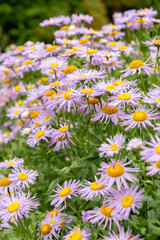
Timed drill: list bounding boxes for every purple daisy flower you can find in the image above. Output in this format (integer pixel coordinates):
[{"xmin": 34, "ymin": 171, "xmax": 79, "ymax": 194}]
[
  {"xmin": 9, "ymin": 166, "xmax": 38, "ymax": 189},
  {"xmin": 98, "ymin": 133, "xmax": 125, "ymax": 157},
  {"xmin": 79, "ymin": 176, "xmax": 109, "ymax": 201},
  {"xmin": 0, "ymin": 157, "xmax": 24, "ymax": 169},
  {"xmin": 126, "ymin": 138, "xmax": 144, "ymax": 151},
  {"xmin": 98, "ymin": 158, "xmax": 139, "ymax": 190},
  {"xmin": 40, "ymin": 214, "xmax": 63, "ymax": 240},
  {"xmin": 103, "ymin": 226, "xmax": 143, "ymax": 240},
  {"xmin": 120, "ymin": 107, "xmax": 159, "ymax": 131},
  {"xmin": 0, "ymin": 191, "xmax": 39, "ymax": 222},
  {"xmin": 108, "ymin": 185, "xmax": 145, "ymax": 220},
  {"xmin": 27, "ymin": 126, "xmax": 51, "ymax": 148},
  {"xmin": 146, "ymin": 160, "xmax": 160, "ymax": 176},
  {"xmin": 120, "ymin": 58, "xmax": 154, "ymax": 78},
  {"xmin": 86, "ymin": 203, "xmax": 120, "ymax": 230},
  {"xmin": 63, "ymin": 226, "xmax": 91, "ymax": 240},
  {"xmin": 108, "ymin": 88, "xmax": 142, "ymax": 108},
  {"xmin": 140, "ymin": 135, "xmax": 160, "ymax": 162},
  {"xmin": 50, "ymin": 179, "xmax": 81, "ymax": 208},
  {"xmin": 0, "ymin": 176, "xmax": 15, "ymax": 195},
  {"xmin": 92, "ymin": 103, "xmax": 124, "ymax": 126}
]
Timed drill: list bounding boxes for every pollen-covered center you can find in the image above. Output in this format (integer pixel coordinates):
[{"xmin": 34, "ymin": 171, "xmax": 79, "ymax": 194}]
[
  {"xmin": 129, "ymin": 60, "xmax": 144, "ymax": 69},
  {"xmin": 113, "ymin": 80, "xmax": 125, "ymax": 86},
  {"xmin": 6, "ymin": 161, "xmax": 15, "ymax": 166},
  {"xmin": 102, "ymin": 105, "xmax": 118, "ymax": 114},
  {"xmin": 109, "ymin": 143, "xmax": 119, "ymax": 151},
  {"xmin": 0, "ymin": 177, "xmax": 12, "ymax": 186},
  {"xmin": 155, "ymin": 98, "xmax": 160, "ymax": 103},
  {"xmin": 59, "ymin": 187, "xmax": 72, "ymax": 197},
  {"xmin": 24, "ymin": 59, "xmax": 33, "ymax": 65},
  {"xmin": 78, "ymin": 75, "xmax": 87, "ymax": 79},
  {"xmin": 49, "ymin": 63, "xmax": 59, "ymax": 68},
  {"xmin": 121, "ymin": 195, "xmax": 134, "ymax": 207},
  {"xmin": 80, "ymin": 88, "xmax": 93, "ymax": 95},
  {"xmin": 35, "ymin": 130, "xmax": 45, "ymax": 139},
  {"xmin": 106, "ymin": 85, "xmax": 116, "ymax": 91},
  {"xmin": 156, "ymin": 160, "xmax": 160, "ymax": 168},
  {"xmin": 90, "ymin": 181, "xmax": 105, "ymax": 190},
  {"xmin": 132, "ymin": 111, "xmax": 147, "ymax": 121},
  {"xmin": 14, "ymin": 85, "xmax": 22, "ymax": 92},
  {"xmin": 49, "ymin": 209, "xmax": 59, "ymax": 217},
  {"xmin": 59, "ymin": 126, "xmax": 68, "ymax": 133},
  {"xmin": 101, "ymin": 205, "xmax": 113, "ymax": 217},
  {"xmin": 8, "ymin": 202, "xmax": 20, "ymax": 213},
  {"xmin": 62, "ymin": 65, "xmax": 77, "ymax": 74},
  {"xmin": 41, "ymin": 223, "xmax": 51, "ymax": 235},
  {"xmin": 14, "ymin": 110, "xmax": 21, "ymax": 115},
  {"xmin": 152, "ymin": 40, "xmax": 160, "ymax": 45},
  {"xmin": 63, "ymin": 90, "xmax": 73, "ymax": 100},
  {"xmin": 18, "ymin": 173, "xmax": 28, "ymax": 181},
  {"xmin": 156, "ymin": 144, "xmax": 160, "ymax": 154},
  {"xmin": 118, "ymin": 93, "xmax": 131, "ymax": 100},
  {"xmin": 86, "ymin": 49, "xmax": 98, "ymax": 55},
  {"xmin": 68, "ymin": 232, "xmax": 83, "ymax": 240},
  {"xmin": 107, "ymin": 163, "xmax": 124, "ymax": 177},
  {"xmin": 88, "ymin": 97, "xmax": 99, "ymax": 105}
]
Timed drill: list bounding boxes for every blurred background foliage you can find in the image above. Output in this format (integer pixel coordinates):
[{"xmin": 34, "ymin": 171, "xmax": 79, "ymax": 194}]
[{"xmin": 0, "ymin": 0, "xmax": 160, "ymax": 51}]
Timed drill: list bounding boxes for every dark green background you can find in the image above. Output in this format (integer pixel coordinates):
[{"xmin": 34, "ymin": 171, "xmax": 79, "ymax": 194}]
[{"xmin": 0, "ymin": 0, "xmax": 159, "ymax": 51}]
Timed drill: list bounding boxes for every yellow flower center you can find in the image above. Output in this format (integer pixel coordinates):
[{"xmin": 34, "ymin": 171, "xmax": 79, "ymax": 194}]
[
  {"xmin": 90, "ymin": 181, "xmax": 105, "ymax": 190},
  {"xmin": 8, "ymin": 202, "xmax": 20, "ymax": 213},
  {"xmin": 113, "ymin": 80, "xmax": 125, "ymax": 86},
  {"xmin": 0, "ymin": 177, "xmax": 12, "ymax": 186},
  {"xmin": 3, "ymin": 78, "xmax": 11, "ymax": 84},
  {"xmin": 30, "ymin": 111, "xmax": 40, "ymax": 119},
  {"xmin": 44, "ymin": 90, "xmax": 55, "ymax": 97},
  {"xmin": 49, "ymin": 209, "xmax": 59, "ymax": 217},
  {"xmin": 109, "ymin": 24, "xmax": 116, "ymax": 29},
  {"xmin": 107, "ymin": 163, "xmax": 124, "ymax": 177},
  {"xmin": 18, "ymin": 173, "xmax": 28, "ymax": 181},
  {"xmin": 39, "ymin": 77, "xmax": 49, "ymax": 84},
  {"xmin": 155, "ymin": 98, "xmax": 160, "ymax": 103},
  {"xmin": 49, "ymin": 63, "xmax": 59, "ymax": 68},
  {"xmin": 63, "ymin": 90, "xmax": 73, "ymax": 100},
  {"xmin": 88, "ymin": 30, "xmax": 97, "ymax": 34},
  {"xmin": 6, "ymin": 161, "xmax": 15, "ymax": 166},
  {"xmin": 155, "ymin": 160, "xmax": 160, "ymax": 168},
  {"xmin": 41, "ymin": 223, "xmax": 51, "ymax": 235},
  {"xmin": 62, "ymin": 66, "xmax": 77, "ymax": 74},
  {"xmin": 59, "ymin": 187, "xmax": 72, "ymax": 197},
  {"xmin": 118, "ymin": 45, "xmax": 128, "ymax": 50},
  {"xmin": 79, "ymin": 39, "xmax": 89, "ymax": 44},
  {"xmin": 68, "ymin": 232, "xmax": 83, "ymax": 240},
  {"xmin": 49, "ymin": 82, "xmax": 60, "ymax": 87},
  {"xmin": 117, "ymin": 93, "xmax": 131, "ymax": 100},
  {"xmin": 59, "ymin": 126, "xmax": 68, "ymax": 133},
  {"xmin": 80, "ymin": 88, "xmax": 93, "ymax": 95},
  {"xmin": 101, "ymin": 205, "xmax": 113, "ymax": 217},
  {"xmin": 121, "ymin": 195, "xmax": 134, "ymax": 207},
  {"xmin": 108, "ymin": 42, "xmax": 117, "ymax": 47},
  {"xmin": 132, "ymin": 111, "xmax": 147, "ymax": 121},
  {"xmin": 102, "ymin": 105, "xmax": 118, "ymax": 114},
  {"xmin": 14, "ymin": 110, "xmax": 21, "ymax": 115},
  {"xmin": 129, "ymin": 60, "xmax": 144, "ymax": 69},
  {"xmin": 27, "ymin": 85, "xmax": 34, "ymax": 90},
  {"xmin": 156, "ymin": 144, "xmax": 160, "ymax": 154},
  {"xmin": 46, "ymin": 45, "xmax": 58, "ymax": 51},
  {"xmin": 109, "ymin": 143, "xmax": 119, "ymax": 151},
  {"xmin": 136, "ymin": 19, "xmax": 147, "ymax": 23},
  {"xmin": 44, "ymin": 115, "xmax": 52, "ymax": 122},
  {"xmin": 17, "ymin": 121, "xmax": 25, "ymax": 126},
  {"xmin": 29, "ymin": 46, "xmax": 37, "ymax": 51},
  {"xmin": 88, "ymin": 97, "xmax": 99, "ymax": 105},
  {"xmin": 109, "ymin": 30, "xmax": 118, "ymax": 36},
  {"xmin": 16, "ymin": 46, "xmax": 24, "ymax": 51},
  {"xmin": 78, "ymin": 75, "xmax": 87, "ymax": 79},
  {"xmin": 86, "ymin": 49, "xmax": 98, "ymax": 55},
  {"xmin": 35, "ymin": 131, "xmax": 45, "ymax": 139},
  {"xmin": 60, "ymin": 25, "xmax": 69, "ymax": 30},
  {"xmin": 106, "ymin": 85, "xmax": 116, "ymax": 91},
  {"xmin": 16, "ymin": 100, "xmax": 24, "ymax": 106},
  {"xmin": 23, "ymin": 60, "xmax": 33, "ymax": 65},
  {"xmin": 14, "ymin": 85, "xmax": 22, "ymax": 92},
  {"xmin": 56, "ymin": 135, "xmax": 67, "ymax": 141},
  {"xmin": 152, "ymin": 40, "xmax": 160, "ymax": 45}
]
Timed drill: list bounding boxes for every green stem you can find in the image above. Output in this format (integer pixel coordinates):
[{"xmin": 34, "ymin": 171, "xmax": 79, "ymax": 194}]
[{"xmin": 139, "ymin": 74, "xmax": 146, "ymax": 94}]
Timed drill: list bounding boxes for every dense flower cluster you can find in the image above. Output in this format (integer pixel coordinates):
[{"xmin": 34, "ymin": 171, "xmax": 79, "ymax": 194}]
[{"xmin": 0, "ymin": 8, "xmax": 160, "ymax": 240}]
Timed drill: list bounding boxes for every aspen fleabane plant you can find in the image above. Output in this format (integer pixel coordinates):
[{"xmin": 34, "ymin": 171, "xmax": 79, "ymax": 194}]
[{"xmin": 0, "ymin": 8, "xmax": 160, "ymax": 240}]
